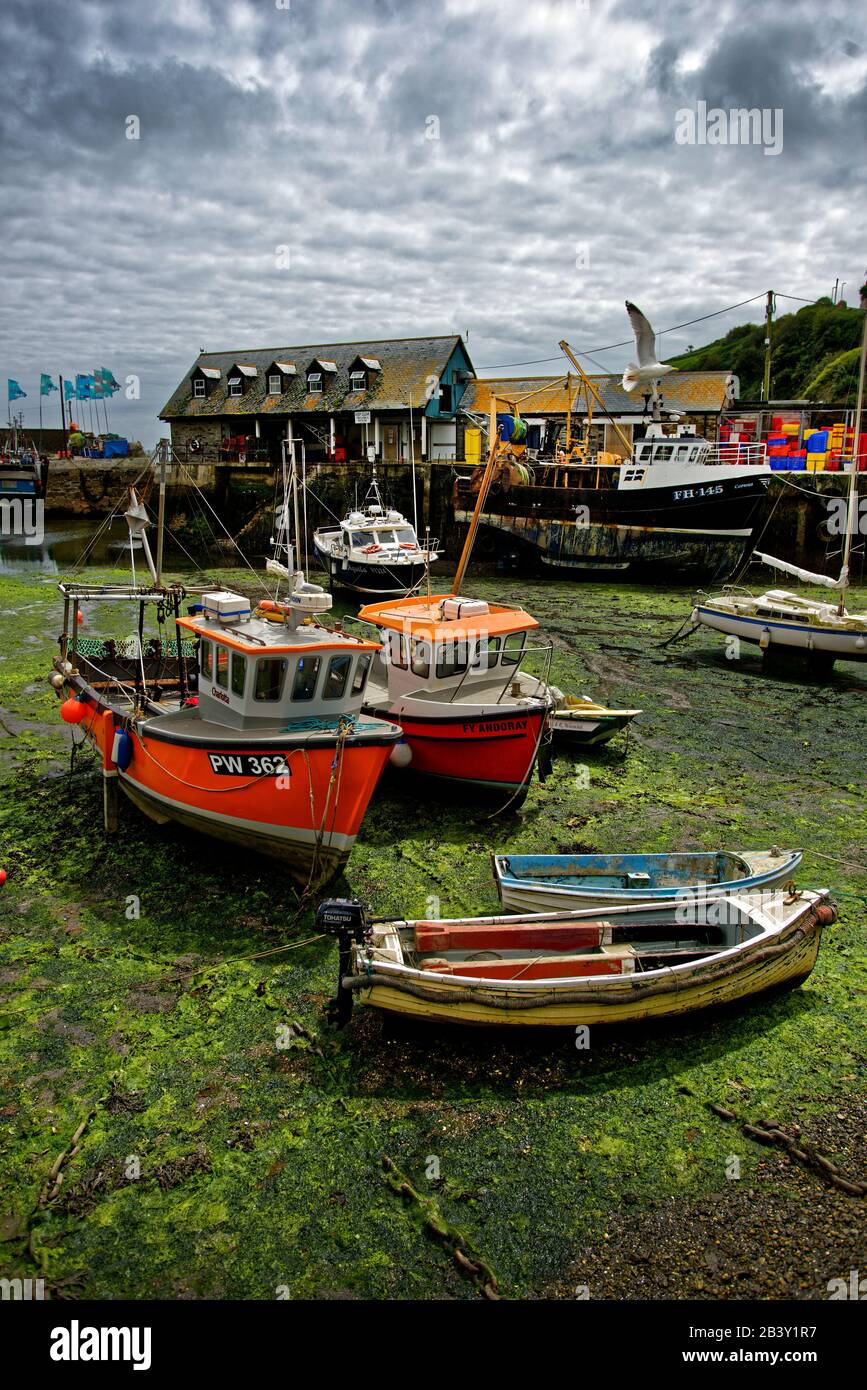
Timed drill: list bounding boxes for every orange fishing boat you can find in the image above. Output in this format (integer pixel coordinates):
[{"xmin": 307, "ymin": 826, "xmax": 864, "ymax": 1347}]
[
  {"xmin": 50, "ymin": 452, "xmax": 400, "ymax": 889},
  {"xmin": 357, "ymin": 592, "xmax": 553, "ymax": 802},
  {"xmin": 354, "ymin": 397, "xmax": 555, "ymax": 802}
]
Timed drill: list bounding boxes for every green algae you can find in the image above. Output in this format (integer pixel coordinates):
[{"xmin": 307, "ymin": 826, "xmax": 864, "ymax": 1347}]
[{"xmin": 0, "ymin": 566, "xmax": 864, "ymax": 1299}]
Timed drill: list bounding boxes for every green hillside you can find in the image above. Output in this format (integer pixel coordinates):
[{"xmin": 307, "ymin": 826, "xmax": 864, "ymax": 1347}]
[{"xmin": 669, "ymin": 297, "xmax": 864, "ymax": 402}]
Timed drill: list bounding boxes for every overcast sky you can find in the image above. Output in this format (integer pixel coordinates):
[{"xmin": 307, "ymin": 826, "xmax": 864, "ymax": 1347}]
[{"xmin": 2, "ymin": 0, "xmax": 866, "ymax": 445}]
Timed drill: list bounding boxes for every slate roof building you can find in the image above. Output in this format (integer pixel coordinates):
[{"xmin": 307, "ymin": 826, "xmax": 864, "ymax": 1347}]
[{"xmin": 160, "ymin": 335, "xmax": 475, "ymax": 464}]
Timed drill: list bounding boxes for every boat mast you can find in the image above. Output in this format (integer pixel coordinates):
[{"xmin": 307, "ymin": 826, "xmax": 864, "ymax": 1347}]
[
  {"xmin": 452, "ymin": 392, "xmax": 501, "ymax": 594},
  {"xmin": 559, "ymin": 341, "xmax": 633, "ymax": 455},
  {"xmin": 839, "ymin": 307, "xmax": 867, "ymax": 613},
  {"xmin": 155, "ymin": 442, "xmax": 169, "ymax": 587}
]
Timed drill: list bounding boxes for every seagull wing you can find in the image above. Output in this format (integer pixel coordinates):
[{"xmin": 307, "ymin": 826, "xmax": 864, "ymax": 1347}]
[{"xmin": 625, "ymin": 301, "xmax": 657, "ymax": 366}]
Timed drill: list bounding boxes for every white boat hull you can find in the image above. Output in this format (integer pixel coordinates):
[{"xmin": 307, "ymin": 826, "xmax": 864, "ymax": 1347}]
[{"xmin": 695, "ymin": 603, "xmax": 867, "ymax": 661}]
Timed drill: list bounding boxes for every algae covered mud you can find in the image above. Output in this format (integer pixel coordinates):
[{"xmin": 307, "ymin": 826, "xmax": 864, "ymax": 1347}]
[{"xmin": 0, "ymin": 567, "xmax": 865, "ymax": 1300}]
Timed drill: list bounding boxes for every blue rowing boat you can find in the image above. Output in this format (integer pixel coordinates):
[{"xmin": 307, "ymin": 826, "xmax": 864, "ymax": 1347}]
[{"xmin": 492, "ymin": 849, "xmax": 803, "ymax": 912}]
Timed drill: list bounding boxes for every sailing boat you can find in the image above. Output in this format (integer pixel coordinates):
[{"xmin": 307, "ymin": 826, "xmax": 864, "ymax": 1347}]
[
  {"xmin": 48, "ymin": 445, "xmax": 401, "ymax": 889},
  {"xmin": 692, "ymin": 312, "xmax": 867, "ymax": 673}
]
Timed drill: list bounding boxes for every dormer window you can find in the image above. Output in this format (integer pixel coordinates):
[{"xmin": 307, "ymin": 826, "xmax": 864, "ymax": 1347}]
[
  {"xmin": 308, "ymin": 372, "xmax": 323, "ymax": 394},
  {"xmin": 191, "ymin": 365, "xmax": 220, "ymax": 399},
  {"xmin": 193, "ymin": 379, "xmax": 206, "ymax": 398},
  {"xmin": 349, "ymin": 370, "xmax": 366, "ymax": 393},
  {"xmin": 268, "ymin": 374, "xmax": 283, "ymax": 395},
  {"xmin": 228, "ymin": 376, "xmax": 242, "ymax": 397}
]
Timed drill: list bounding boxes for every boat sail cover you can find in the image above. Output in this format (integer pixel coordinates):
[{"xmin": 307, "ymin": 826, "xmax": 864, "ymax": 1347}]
[{"xmin": 755, "ymin": 553, "xmax": 845, "ymax": 590}]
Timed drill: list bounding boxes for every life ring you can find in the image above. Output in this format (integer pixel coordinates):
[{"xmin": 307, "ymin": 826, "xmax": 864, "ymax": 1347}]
[
  {"xmin": 189, "ymin": 438, "xmax": 202, "ymax": 454},
  {"xmin": 363, "ymin": 544, "xmax": 381, "ymax": 554},
  {"xmin": 239, "ymin": 451, "xmax": 246, "ymax": 463},
  {"xmin": 400, "ymin": 542, "xmax": 415, "ymax": 550}
]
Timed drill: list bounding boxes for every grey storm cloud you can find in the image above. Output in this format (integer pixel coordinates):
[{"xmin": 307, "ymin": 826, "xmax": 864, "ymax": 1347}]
[{"xmin": 1, "ymin": 0, "xmax": 865, "ymax": 445}]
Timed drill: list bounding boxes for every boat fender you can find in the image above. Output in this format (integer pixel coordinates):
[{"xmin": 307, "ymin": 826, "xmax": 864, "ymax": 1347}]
[
  {"xmin": 115, "ymin": 729, "xmax": 134, "ymax": 771},
  {"xmin": 389, "ymin": 739, "xmax": 412, "ymax": 769},
  {"xmin": 60, "ymin": 697, "xmax": 87, "ymax": 725},
  {"xmin": 814, "ymin": 904, "xmax": 837, "ymax": 927},
  {"xmin": 759, "ymin": 627, "xmax": 771, "ymax": 650},
  {"xmin": 49, "ymin": 672, "xmax": 65, "ymax": 693}
]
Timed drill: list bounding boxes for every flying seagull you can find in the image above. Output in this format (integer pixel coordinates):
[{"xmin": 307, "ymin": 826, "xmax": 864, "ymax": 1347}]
[{"xmin": 621, "ymin": 301, "xmax": 675, "ymax": 392}]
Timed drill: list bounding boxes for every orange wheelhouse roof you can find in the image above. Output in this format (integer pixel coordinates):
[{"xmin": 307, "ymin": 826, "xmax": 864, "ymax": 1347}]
[
  {"xmin": 357, "ymin": 593, "xmax": 539, "ymax": 642},
  {"xmin": 177, "ymin": 614, "xmax": 382, "ymax": 657}
]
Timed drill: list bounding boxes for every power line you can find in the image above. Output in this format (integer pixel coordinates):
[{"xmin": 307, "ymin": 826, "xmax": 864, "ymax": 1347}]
[{"xmin": 476, "ymin": 290, "xmax": 817, "ymax": 372}]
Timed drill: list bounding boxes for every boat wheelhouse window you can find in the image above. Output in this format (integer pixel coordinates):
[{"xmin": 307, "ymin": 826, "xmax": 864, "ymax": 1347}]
[
  {"xmin": 267, "ymin": 374, "xmax": 283, "ymax": 395},
  {"xmin": 388, "ymin": 632, "xmax": 408, "ymax": 669},
  {"xmin": 292, "ymin": 655, "xmax": 321, "ymax": 701},
  {"xmin": 307, "ymin": 373, "xmax": 322, "ymax": 394},
  {"xmin": 228, "ymin": 377, "xmax": 242, "ymax": 397},
  {"xmin": 214, "ymin": 645, "xmax": 230, "ymax": 688},
  {"xmin": 689, "ymin": 446, "xmax": 700, "ymax": 461},
  {"xmin": 349, "ymin": 531, "xmax": 365, "ymax": 547},
  {"xmin": 322, "ymin": 653, "xmax": 352, "ymax": 700},
  {"xmin": 349, "ymin": 371, "xmax": 366, "ymax": 392},
  {"xmin": 473, "ymin": 636, "xmax": 500, "ymax": 671},
  {"xmin": 193, "ymin": 378, "xmax": 206, "ymax": 398},
  {"xmin": 254, "ymin": 656, "xmax": 288, "ymax": 702},
  {"xmin": 199, "ymin": 639, "xmax": 212, "ymax": 679},
  {"xmin": 436, "ymin": 640, "xmax": 469, "ymax": 678},
  {"xmin": 637, "ymin": 444, "xmax": 650, "ymax": 461},
  {"xmin": 352, "ymin": 653, "xmax": 372, "ymax": 694},
  {"xmin": 411, "ymin": 638, "xmax": 431, "ymax": 678},
  {"xmin": 654, "ymin": 444, "xmax": 673, "ymax": 461},
  {"xmin": 394, "ymin": 527, "xmax": 416, "ymax": 545},
  {"xmin": 675, "ymin": 444, "xmax": 690, "ymax": 460},
  {"xmin": 501, "ymin": 632, "xmax": 526, "ymax": 668},
  {"xmin": 231, "ymin": 651, "xmax": 247, "ymax": 697}
]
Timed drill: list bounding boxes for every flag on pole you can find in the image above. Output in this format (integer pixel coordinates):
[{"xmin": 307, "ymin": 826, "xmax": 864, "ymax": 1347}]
[
  {"xmin": 8, "ymin": 379, "xmax": 26, "ymax": 401},
  {"xmin": 95, "ymin": 367, "xmax": 121, "ymax": 395},
  {"xmin": 75, "ymin": 373, "xmax": 95, "ymax": 400},
  {"xmin": 63, "ymin": 380, "xmax": 75, "ymax": 401},
  {"xmin": 40, "ymin": 374, "xmax": 58, "ymax": 396}
]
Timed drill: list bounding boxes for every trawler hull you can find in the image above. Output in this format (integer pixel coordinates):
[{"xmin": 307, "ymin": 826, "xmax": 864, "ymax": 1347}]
[{"xmin": 454, "ymin": 471, "xmax": 770, "ymax": 574}]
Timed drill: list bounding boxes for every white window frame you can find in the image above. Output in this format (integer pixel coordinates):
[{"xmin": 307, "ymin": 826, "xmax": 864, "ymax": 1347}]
[
  {"xmin": 349, "ymin": 371, "xmax": 366, "ymax": 392},
  {"xmin": 307, "ymin": 373, "xmax": 323, "ymax": 394},
  {"xmin": 193, "ymin": 378, "xmax": 206, "ymax": 398},
  {"xmin": 268, "ymin": 374, "xmax": 283, "ymax": 395},
  {"xmin": 228, "ymin": 377, "xmax": 242, "ymax": 397}
]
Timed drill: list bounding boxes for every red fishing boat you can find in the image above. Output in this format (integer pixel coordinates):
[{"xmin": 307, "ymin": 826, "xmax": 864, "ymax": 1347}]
[
  {"xmin": 358, "ymin": 592, "xmax": 553, "ymax": 803},
  {"xmin": 50, "ymin": 456, "xmax": 400, "ymax": 889}
]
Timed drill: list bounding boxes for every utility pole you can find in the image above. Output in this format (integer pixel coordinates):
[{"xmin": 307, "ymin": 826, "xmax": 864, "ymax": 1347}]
[
  {"xmin": 763, "ymin": 290, "xmax": 774, "ymax": 402},
  {"xmin": 59, "ymin": 375, "xmax": 68, "ymax": 455}
]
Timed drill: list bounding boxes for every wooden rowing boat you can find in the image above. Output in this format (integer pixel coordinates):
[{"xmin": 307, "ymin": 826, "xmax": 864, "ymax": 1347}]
[
  {"xmin": 548, "ymin": 696, "xmax": 642, "ymax": 747},
  {"xmin": 316, "ymin": 889, "xmax": 835, "ymax": 1028},
  {"xmin": 492, "ymin": 849, "xmax": 803, "ymax": 912}
]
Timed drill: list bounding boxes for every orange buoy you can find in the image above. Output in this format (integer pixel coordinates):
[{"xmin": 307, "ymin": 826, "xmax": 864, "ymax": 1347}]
[
  {"xmin": 60, "ymin": 698, "xmax": 87, "ymax": 724},
  {"xmin": 0, "ymin": 869, "xmax": 7, "ymax": 886},
  {"xmin": 76, "ymin": 609, "xmax": 84, "ymax": 626}
]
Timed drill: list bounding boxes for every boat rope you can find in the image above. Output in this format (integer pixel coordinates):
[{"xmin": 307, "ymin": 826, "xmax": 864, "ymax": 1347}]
[
  {"xmin": 803, "ymin": 848, "xmax": 867, "ymax": 873},
  {"xmin": 380, "ymin": 1154, "xmax": 500, "ymax": 1299},
  {"xmin": 169, "ymin": 934, "xmax": 327, "ymax": 984},
  {"xmin": 657, "ymin": 610, "xmax": 699, "ymax": 648},
  {"xmin": 131, "ymin": 730, "xmax": 310, "ymax": 794},
  {"xmin": 707, "ymin": 1103, "xmax": 867, "ymax": 1197}
]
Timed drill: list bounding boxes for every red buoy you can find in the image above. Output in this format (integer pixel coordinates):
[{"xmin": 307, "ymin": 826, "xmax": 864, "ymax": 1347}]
[
  {"xmin": 0, "ymin": 869, "xmax": 7, "ymax": 886},
  {"xmin": 60, "ymin": 698, "xmax": 87, "ymax": 724},
  {"xmin": 76, "ymin": 610, "xmax": 84, "ymax": 626}
]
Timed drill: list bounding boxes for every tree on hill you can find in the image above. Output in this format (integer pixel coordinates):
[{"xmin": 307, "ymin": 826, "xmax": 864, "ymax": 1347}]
[{"xmin": 668, "ymin": 298, "xmax": 864, "ymax": 401}]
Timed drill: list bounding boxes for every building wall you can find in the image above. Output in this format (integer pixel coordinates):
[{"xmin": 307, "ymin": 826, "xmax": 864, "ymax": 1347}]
[
  {"xmin": 425, "ymin": 340, "xmax": 474, "ymax": 420},
  {"xmin": 169, "ymin": 418, "xmax": 223, "ymax": 454}
]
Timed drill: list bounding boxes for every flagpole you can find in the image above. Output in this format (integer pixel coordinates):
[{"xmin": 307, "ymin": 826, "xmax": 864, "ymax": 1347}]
[{"xmin": 59, "ymin": 376, "xmax": 68, "ymax": 455}]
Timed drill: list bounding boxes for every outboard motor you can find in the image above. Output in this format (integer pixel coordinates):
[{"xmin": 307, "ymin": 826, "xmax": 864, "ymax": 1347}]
[{"xmin": 316, "ymin": 899, "xmax": 368, "ymax": 1025}]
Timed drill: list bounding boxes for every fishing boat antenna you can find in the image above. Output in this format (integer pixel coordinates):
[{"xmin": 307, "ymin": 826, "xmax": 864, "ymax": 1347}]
[
  {"xmin": 154, "ymin": 440, "xmax": 170, "ymax": 587},
  {"xmin": 840, "ymin": 307, "xmax": 867, "ymax": 613}
]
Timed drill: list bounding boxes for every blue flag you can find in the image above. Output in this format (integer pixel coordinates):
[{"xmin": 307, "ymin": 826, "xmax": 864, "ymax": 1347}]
[
  {"xmin": 76, "ymin": 373, "xmax": 95, "ymax": 400},
  {"xmin": 40, "ymin": 373, "xmax": 58, "ymax": 396},
  {"xmin": 63, "ymin": 380, "xmax": 75, "ymax": 401},
  {"xmin": 95, "ymin": 367, "xmax": 120, "ymax": 396},
  {"xmin": 8, "ymin": 379, "xmax": 26, "ymax": 401}
]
